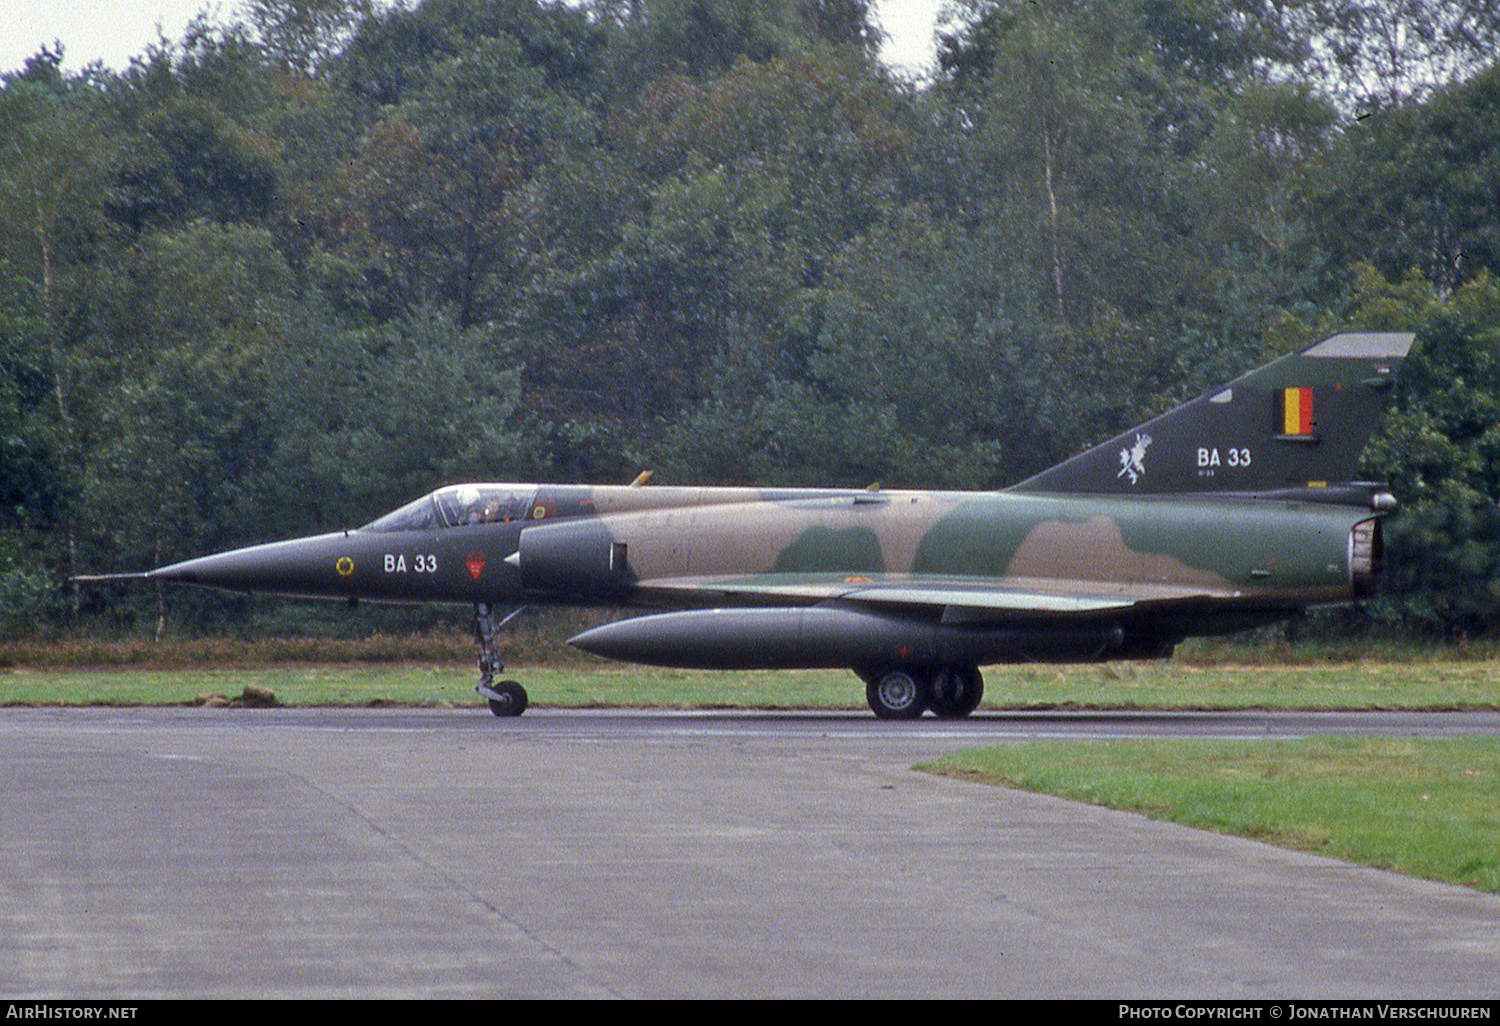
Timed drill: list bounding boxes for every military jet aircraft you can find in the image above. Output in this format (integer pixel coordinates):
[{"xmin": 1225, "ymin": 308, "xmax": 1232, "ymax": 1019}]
[{"xmin": 78, "ymin": 331, "xmax": 1412, "ymax": 719}]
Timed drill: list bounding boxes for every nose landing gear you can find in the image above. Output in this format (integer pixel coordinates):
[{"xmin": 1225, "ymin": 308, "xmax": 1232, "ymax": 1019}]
[{"xmin": 474, "ymin": 603, "xmax": 529, "ymax": 717}]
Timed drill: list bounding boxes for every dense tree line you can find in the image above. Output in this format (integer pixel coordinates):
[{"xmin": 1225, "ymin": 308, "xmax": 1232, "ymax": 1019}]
[{"xmin": 1, "ymin": 0, "xmax": 1497, "ymax": 637}]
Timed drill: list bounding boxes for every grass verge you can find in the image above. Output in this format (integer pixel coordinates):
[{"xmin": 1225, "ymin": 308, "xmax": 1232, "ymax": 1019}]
[
  {"xmin": 0, "ymin": 665, "xmax": 863, "ymax": 708},
  {"xmin": 5, "ymin": 659, "xmax": 1500, "ymax": 709},
  {"xmin": 922, "ymin": 737, "xmax": 1500, "ymax": 894}
]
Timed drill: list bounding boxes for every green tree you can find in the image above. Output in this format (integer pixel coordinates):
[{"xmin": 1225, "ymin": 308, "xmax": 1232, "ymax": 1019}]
[
  {"xmin": 927, "ymin": 1, "xmax": 1353, "ymax": 465},
  {"xmin": 334, "ymin": 0, "xmax": 610, "ymax": 108},
  {"xmin": 663, "ymin": 204, "xmax": 1024, "ymax": 488},
  {"xmin": 1306, "ymin": 64, "xmax": 1500, "ymax": 299},
  {"xmin": 112, "ymin": 95, "xmax": 282, "ymax": 230},
  {"xmin": 1347, "ymin": 267, "xmax": 1500, "ymax": 634},
  {"xmin": 299, "ymin": 309, "xmax": 527, "ymax": 520},
  {"xmin": 600, "ymin": 0, "xmax": 880, "ymax": 92},
  {"xmin": 332, "ymin": 26, "xmax": 596, "ymax": 326},
  {"xmin": 0, "ymin": 67, "xmax": 117, "ymax": 419},
  {"xmin": 0, "ymin": 271, "xmax": 68, "ymax": 634},
  {"xmin": 247, "ymin": 0, "xmax": 374, "ymax": 75},
  {"xmin": 0, "ymin": 57, "xmax": 124, "ymax": 608},
  {"xmin": 80, "ymin": 224, "xmax": 301, "ymax": 574},
  {"xmin": 519, "ymin": 46, "xmax": 919, "ymax": 465},
  {"xmin": 933, "ymin": 0, "xmax": 1300, "ymax": 327},
  {"xmin": 1290, "ymin": 0, "xmax": 1500, "ymax": 108},
  {"xmin": 103, "ymin": 21, "xmax": 293, "ymax": 233},
  {"xmin": 1172, "ymin": 81, "xmax": 1338, "ymax": 393}
]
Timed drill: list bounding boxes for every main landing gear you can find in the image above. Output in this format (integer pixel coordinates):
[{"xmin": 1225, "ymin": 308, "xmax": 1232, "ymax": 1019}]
[
  {"xmin": 861, "ymin": 664, "xmax": 985, "ymax": 720},
  {"xmin": 474, "ymin": 603, "xmax": 528, "ymax": 717}
]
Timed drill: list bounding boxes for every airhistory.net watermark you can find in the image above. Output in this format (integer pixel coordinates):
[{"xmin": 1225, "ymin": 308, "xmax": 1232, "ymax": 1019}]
[{"xmin": 6, "ymin": 1007, "xmax": 138, "ymax": 1020}]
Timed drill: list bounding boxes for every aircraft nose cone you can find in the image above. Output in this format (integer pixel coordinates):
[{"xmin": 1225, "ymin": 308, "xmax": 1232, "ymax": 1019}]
[{"xmin": 152, "ymin": 533, "xmax": 351, "ymax": 597}]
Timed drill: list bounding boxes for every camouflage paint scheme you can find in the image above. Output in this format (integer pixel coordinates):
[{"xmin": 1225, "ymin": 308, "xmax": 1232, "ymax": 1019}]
[{"xmin": 78, "ymin": 331, "xmax": 1413, "ymax": 718}]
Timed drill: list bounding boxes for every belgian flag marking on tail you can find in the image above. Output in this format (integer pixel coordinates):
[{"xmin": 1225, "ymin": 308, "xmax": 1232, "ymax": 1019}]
[{"xmin": 1280, "ymin": 387, "xmax": 1316, "ymax": 438}]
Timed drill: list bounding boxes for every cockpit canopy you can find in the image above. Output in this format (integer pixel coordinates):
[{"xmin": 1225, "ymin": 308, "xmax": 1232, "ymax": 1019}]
[{"xmin": 362, "ymin": 485, "xmax": 538, "ymax": 532}]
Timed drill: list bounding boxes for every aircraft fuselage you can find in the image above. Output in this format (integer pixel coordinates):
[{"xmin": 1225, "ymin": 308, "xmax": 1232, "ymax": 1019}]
[{"xmin": 149, "ymin": 483, "xmax": 1380, "ymax": 635}]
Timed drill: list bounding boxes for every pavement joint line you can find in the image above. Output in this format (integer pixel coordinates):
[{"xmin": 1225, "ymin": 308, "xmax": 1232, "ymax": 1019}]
[{"xmin": 265, "ymin": 761, "xmax": 627, "ymax": 999}]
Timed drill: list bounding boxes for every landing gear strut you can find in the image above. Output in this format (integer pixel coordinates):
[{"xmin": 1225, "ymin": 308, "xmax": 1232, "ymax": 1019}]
[{"xmin": 474, "ymin": 603, "xmax": 528, "ymax": 717}]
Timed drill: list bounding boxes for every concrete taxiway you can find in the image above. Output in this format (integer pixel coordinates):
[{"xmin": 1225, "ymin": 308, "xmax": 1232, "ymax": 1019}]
[{"xmin": 2, "ymin": 707, "xmax": 1498, "ymax": 998}]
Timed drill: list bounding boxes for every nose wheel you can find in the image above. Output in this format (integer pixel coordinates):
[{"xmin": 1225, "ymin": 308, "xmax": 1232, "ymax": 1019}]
[
  {"xmin": 474, "ymin": 603, "xmax": 528, "ymax": 717},
  {"xmin": 483, "ymin": 680, "xmax": 528, "ymax": 717}
]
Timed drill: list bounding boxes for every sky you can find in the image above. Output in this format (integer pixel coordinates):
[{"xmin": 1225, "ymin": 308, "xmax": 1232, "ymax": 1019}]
[{"xmin": 0, "ymin": 0, "xmax": 947, "ymax": 79}]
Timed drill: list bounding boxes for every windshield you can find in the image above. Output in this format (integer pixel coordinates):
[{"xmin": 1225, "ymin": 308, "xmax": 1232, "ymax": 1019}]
[
  {"xmin": 362, "ymin": 485, "xmax": 538, "ymax": 532},
  {"xmin": 362, "ymin": 494, "xmax": 441, "ymax": 532}
]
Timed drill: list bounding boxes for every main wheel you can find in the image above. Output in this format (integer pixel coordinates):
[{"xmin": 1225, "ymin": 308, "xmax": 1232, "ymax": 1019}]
[
  {"xmin": 487, "ymin": 680, "xmax": 528, "ymax": 718},
  {"xmin": 866, "ymin": 669, "xmax": 929, "ymax": 720},
  {"xmin": 928, "ymin": 664, "xmax": 984, "ymax": 719}
]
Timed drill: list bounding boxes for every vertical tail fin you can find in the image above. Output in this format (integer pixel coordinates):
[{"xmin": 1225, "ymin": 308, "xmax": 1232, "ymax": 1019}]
[{"xmin": 1009, "ymin": 332, "xmax": 1415, "ymax": 496}]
